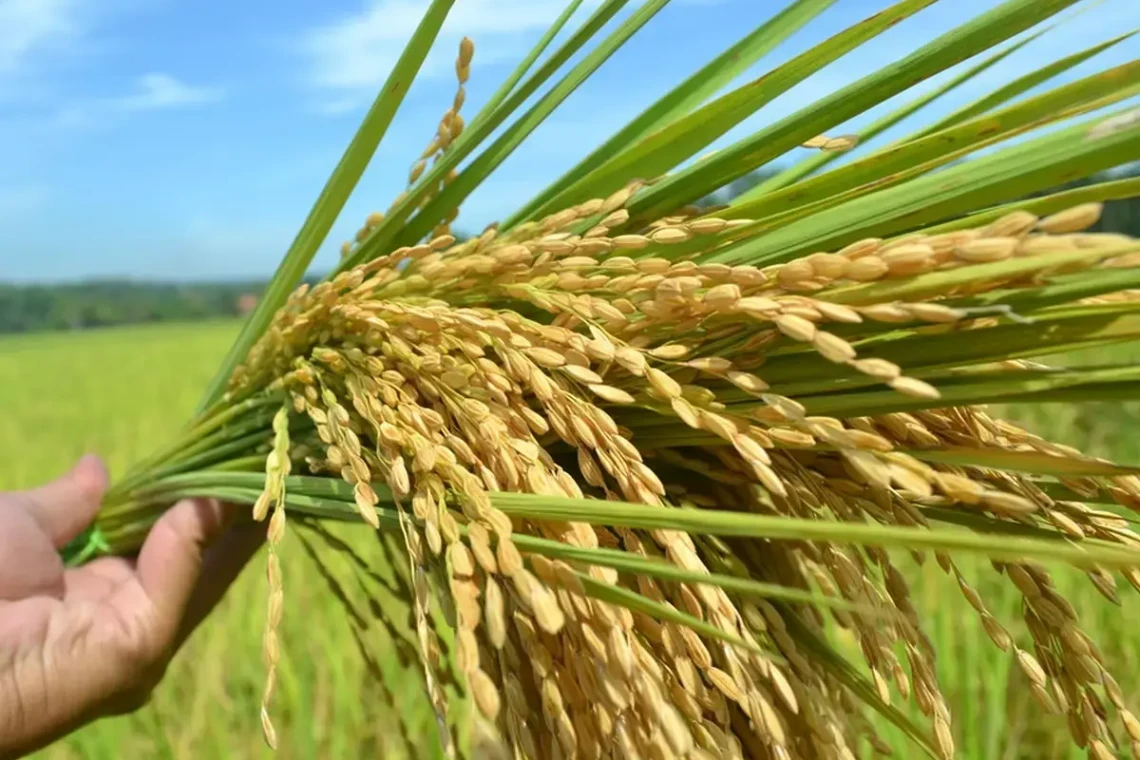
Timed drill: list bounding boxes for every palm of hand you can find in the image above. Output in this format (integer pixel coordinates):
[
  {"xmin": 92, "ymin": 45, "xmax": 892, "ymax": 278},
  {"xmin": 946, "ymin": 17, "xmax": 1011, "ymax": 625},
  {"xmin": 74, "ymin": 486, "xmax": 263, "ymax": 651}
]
[{"xmin": 0, "ymin": 456, "xmax": 263, "ymax": 759}]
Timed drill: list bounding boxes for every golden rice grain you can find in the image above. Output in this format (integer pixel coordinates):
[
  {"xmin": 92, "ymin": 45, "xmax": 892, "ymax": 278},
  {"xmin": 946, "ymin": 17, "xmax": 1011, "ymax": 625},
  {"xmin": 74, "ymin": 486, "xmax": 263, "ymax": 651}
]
[
  {"xmin": 822, "ymin": 134, "xmax": 860, "ymax": 151},
  {"xmin": 889, "ymin": 376, "xmax": 940, "ymax": 399},
  {"xmin": 649, "ymin": 343, "xmax": 691, "ymax": 359},
  {"xmin": 806, "ymin": 252, "xmax": 849, "ymax": 279},
  {"xmin": 689, "ymin": 217, "xmax": 728, "ymax": 234},
  {"xmin": 845, "ymin": 256, "xmax": 889, "ymax": 281},
  {"xmin": 853, "ymin": 358, "xmax": 901, "ymax": 380},
  {"xmin": 880, "ymin": 243, "xmax": 934, "ymax": 265},
  {"xmin": 589, "ymin": 384, "xmax": 636, "ymax": 404},
  {"xmin": 737, "ymin": 296, "xmax": 782, "ymax": 314},
  {"xmin": 982, "ymin": 490, "xmax": 1039, "ymax": 515},
  {"xmin": 812, "ymin": 331, "xmax": 857, "ymax": 363},
  {"xmin": 1037, "ymin": 203, "xmax": 1104, "ymax": 234},
  {"xmin": 647, "ymin": 367, "xmax": 683, "ymax": 399},
  {"xmin": 777, "ymin": 260, "xmax": 816, "ymax": 287},
  {"xmin": 984, "ymin": 210, "xmax": 1038, "ymax": 238},
  {"xmin": 471, "ymin": 668, "xmax": 502, "ymax": 720},
  {"xmin": 1089, "ymin": 739, "xmax": 1115, "ymax": 760},
  {"xmin": 650, "ymin": 226, "xmax": 693, "ymax": 244},
  {"xmin": 707, "ymin": 667, "xmax": 747, "ymax": 705},
  {"xmin": 954, "ymin": 237, "xmax": 1018, "ymax": 262},
  {"xmin": 775, "ymin": 314, "xmax": 818, "ymax": 342},
  {"xmin": 838, "ymin": 237, "xmax": 882, "ymax": 259},
  {"xmin": 905, "ymin": 303, "xmax": 965, "ymax": 323},
  {"xmin": 612, "ymin": 234, "xmax": 651, "ymax": 249},
  {"xmin": 564, "ymin": 364, "xmax": 605, "ymax": 384}
]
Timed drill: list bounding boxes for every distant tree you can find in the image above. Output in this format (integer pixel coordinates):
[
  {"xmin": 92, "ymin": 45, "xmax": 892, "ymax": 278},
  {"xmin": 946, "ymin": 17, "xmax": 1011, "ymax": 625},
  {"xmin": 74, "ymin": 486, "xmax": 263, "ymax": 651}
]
[
  {"xmin": 0, "ymin": 280, "xmax": 265, "ymax": 335},
  {"xmin": 696, "ymin": 168, "xmax": 783, "ymax": 209}
]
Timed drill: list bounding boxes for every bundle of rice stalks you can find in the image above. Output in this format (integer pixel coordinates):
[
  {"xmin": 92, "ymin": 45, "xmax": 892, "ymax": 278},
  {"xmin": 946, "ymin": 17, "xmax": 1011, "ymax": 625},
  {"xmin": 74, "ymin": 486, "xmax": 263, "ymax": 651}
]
[{"xmin": 65, "ymin": 0, "xmax": 1140, "ymax": 757}]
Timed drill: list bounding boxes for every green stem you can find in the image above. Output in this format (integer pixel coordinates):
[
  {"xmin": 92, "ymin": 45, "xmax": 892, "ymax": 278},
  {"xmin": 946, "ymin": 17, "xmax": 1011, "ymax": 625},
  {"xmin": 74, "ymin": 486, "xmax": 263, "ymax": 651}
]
[
  {"xmin": 106, "ymin": 403, "xmax": 283, "ymax": 501},
  {"xmin": 102, "ymin": 395, "xmax": 281, "ymax": 516},
  {"xmin": 101, "ymin": 472, "xmax": 1140, "ymax": 571}
]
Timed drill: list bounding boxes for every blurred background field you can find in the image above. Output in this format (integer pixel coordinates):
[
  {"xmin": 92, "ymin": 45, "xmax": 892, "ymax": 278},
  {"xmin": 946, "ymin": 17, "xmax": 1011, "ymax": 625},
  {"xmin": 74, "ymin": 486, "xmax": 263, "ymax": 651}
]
[
  {"xmin": 2, "ymin": 321, "xmax": 1140, "ymax": 759},
  {"xmin": 0, "ymin": 322, "xmax": 429, "ymax": 759}
]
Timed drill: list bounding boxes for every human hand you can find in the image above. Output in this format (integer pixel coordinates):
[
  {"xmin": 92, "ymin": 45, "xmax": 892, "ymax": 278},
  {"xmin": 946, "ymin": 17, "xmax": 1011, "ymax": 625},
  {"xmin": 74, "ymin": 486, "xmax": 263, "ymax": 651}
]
[{"xmin": 0, "ymin": 455, "xmax": 265, "ymax": 759}]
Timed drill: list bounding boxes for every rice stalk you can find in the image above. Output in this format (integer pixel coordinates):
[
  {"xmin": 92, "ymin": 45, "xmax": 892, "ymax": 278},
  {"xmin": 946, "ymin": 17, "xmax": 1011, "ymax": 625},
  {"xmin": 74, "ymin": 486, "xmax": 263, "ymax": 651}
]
[{"xmin": 62, "ymin": 0, "xmax": 1140, "ymax": 758}]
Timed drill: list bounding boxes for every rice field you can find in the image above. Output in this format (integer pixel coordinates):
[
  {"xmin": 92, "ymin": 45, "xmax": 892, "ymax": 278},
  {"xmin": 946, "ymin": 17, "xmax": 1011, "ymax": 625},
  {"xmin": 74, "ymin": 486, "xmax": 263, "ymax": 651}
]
[
  {"xmin": 1, "ymin": 322, "xmax": 413, "ymax": 759},
  {"xmin": 4, "ymin": 320, "xmax": 1140, "ymax": 760}
]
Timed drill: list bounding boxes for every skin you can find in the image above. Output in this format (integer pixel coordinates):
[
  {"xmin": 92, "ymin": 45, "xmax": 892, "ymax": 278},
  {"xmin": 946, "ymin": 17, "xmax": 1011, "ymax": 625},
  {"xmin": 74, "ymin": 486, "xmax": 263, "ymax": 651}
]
[{"xmin": 0, "ymin": 455, "xmax": 264, "ymax": 759}]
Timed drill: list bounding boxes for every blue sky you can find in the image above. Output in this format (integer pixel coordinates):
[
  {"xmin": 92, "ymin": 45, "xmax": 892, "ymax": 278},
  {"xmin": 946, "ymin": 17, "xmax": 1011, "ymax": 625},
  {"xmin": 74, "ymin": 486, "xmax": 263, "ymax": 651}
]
[{"xmin": 0, "ymin": 0, "xmax": 1137, "ymax": 282}]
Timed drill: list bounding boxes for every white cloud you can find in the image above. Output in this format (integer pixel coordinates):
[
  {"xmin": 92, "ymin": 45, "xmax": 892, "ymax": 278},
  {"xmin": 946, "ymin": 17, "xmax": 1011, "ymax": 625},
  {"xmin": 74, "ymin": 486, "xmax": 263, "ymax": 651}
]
[
  {"xmin": 53, "ymin": 73, "xmax": 223, "ymax": 128},
  {"xmin": 0, "ymin": 0, "xmax": 190, "ymax": 111},
  {"xmin": 114, "ymin": 73, "xmax": 222, "ymax": 110},
  {"xmin": 301, "ymin": 0, "xmax": 598, "ymax": 105},
  {"xmin": 0, "ymin": 0, "xmax": 79, "ymax": 74}
]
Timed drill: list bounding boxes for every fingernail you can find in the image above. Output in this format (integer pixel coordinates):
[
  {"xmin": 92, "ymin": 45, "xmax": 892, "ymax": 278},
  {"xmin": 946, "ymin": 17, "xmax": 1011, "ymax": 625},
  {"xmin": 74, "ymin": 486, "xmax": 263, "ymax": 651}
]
[{"xmin": 76, "ymin": 454, "xmax": 110, "ymax": 489}]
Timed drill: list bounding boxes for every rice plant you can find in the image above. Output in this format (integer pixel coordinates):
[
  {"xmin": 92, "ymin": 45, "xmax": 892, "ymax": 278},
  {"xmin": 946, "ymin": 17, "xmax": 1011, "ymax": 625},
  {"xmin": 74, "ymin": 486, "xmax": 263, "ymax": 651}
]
[{"xmin": 62, "ymin": 0, "xmax": 1140, "ymax": 757}]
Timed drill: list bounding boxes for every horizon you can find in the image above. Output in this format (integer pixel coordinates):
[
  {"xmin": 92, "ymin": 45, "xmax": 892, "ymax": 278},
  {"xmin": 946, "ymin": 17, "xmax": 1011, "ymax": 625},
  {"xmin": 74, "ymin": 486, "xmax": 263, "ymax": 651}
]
[{"xmin": 1, "ymin": 0, "xmax": 1138, "ymax": 284}]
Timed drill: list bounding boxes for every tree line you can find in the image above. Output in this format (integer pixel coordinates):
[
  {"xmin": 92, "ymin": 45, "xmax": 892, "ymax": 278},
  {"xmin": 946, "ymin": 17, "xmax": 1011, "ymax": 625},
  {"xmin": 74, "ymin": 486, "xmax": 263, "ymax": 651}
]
[
  {"xmin": 1, "ymin": 165, "xmax": 1137, "ymax": 336},
  {"xmin": 0, "ymin": 280, "xmax": 271, "ymax": 334}
]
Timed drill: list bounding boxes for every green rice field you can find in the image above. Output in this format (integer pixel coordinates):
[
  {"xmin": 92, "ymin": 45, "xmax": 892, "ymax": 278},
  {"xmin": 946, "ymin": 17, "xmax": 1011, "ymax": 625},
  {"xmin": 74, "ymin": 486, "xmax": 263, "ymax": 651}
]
[{"xmin": 3, "ymin": 321, "xmax": 1140, "ymax": 759}]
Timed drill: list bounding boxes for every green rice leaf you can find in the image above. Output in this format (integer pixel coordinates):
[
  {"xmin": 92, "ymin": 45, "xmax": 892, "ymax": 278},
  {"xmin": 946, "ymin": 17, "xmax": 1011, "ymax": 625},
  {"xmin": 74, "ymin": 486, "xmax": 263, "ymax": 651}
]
[
  {"xmin": 708, "ymin": 105, "xmax": 1140, "ymax": 265},
  {"xmin": 627, "ymin": 0, "xmax": 1083, "ymax": 224},
  {"xmin": 472, "ymin": 0, "xmax": 589, "ymax": 119},
  {"xmin": 505, "ymin": 0, "xmax": 846, "ymax": 226},
  {"xmin": 720, "ymin": 62, "xmax": 1140, "ymax": 229},
  {"xmin": 911, "ymin": 29, "xmax": 1138, "ymax": 138},
  {"xmin": 744, "ymin": 28, "xmax": 1044, "ymax": 197},
  {"xmin": 488, "ymin": 493, "xmax": 1140, "ymax": 569},
  {"xmin": 520, "ymin": 0, "xmax": 939, "ymax": 223},
  {"xmin": 137, "ymin": 473, "xmax": 1140, "ymax": 569}
]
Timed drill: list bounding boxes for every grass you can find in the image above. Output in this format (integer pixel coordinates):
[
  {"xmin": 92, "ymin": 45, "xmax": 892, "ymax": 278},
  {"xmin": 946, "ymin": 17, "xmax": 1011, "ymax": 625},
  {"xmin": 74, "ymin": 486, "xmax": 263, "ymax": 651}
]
[{"xmin": 4, "ymin": 322, "xmax": 1139, "ymax": 760}]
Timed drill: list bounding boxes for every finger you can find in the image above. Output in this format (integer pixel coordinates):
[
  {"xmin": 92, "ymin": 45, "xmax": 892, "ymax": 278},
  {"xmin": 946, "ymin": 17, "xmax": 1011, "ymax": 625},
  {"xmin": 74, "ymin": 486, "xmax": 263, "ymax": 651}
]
[
  {"xmin": 174, "ymin": 519, "xmax": 266, "ymax": 650},
  {"xmin": 19, "ymin": 454, "xmax": 109, "ymax": 548},
  {"xmin": 0, "ymin": 505, "xmax": 66, "ymax": 600},
  {"xmin": 134, "ymin": 498, "xmax": 235, "ymax": 646}
]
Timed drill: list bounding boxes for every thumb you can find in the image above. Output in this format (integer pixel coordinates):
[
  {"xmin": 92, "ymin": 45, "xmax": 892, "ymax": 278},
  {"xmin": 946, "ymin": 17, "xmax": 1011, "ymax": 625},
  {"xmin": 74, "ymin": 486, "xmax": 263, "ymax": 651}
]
[
  {"xmin": 20, "ymin": 454, "xmax": 109, "ymax": 548},
  {"xmin": 134, "ymin": 498, "xmax": 237, "ymax": 646}
]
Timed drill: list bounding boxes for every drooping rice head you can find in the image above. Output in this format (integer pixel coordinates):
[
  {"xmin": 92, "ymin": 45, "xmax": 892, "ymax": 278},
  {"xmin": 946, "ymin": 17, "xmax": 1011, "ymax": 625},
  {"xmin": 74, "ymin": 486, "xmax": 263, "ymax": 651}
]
[
  {"xmin": 87, "ymin": 0, "xmax": 1140, "ymax": 756},
  {"xmin": 229, "ymin": 179, "xmax": 1140, "ymax": 760}
]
